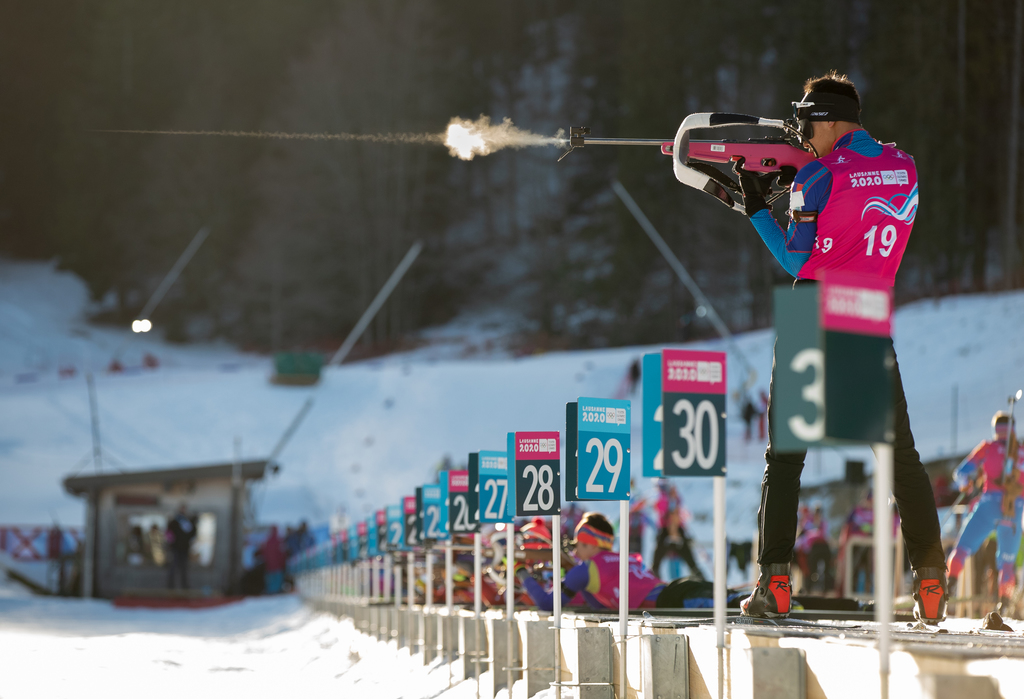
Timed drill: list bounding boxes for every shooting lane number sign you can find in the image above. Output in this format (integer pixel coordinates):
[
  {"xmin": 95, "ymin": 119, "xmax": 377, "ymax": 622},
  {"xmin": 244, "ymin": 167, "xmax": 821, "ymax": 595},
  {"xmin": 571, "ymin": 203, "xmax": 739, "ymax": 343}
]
[
  {"xmin": 356, "ymin": 520, "xmax": 369, "ymax": 559},
  {"xmin": 565, "ymin": 403, "xmax": 581, "ymax": 501},
  {"xmin": 661, "ymin": 349, "xmax": 727, "ymax": 476},
  {"xmin": 576, "ymin": 398, "xmax": 630, "ymax": 500},
  {"xmin": 513, "ymin": 431, "xmax": 561, "ymax": 516},
  {"xmin": 448, "ymin": 469, "xmax": 478, "ymax": 534},
  {"xmin": 479, "ymin": 450, "xmax": 511, "ymax": 523},
  {"xmin": 820, "ymin": 277, "xmax": 895, "ymax": 443},
  {"xmin": 773, "ymin": 277, "xmax": 894, "ymax": 450},
  {"xmin": 375, "ymin": 509, "xmax": 387, "ymax": 553},
  {"xmin": 642, "ymin": 353, "xmax": 663, "ymax": 477},
  {"xmin": 404, "ymin": 495, "xmax": 420, "ymax": 549},
  {"xmin": 421, "ymin": 481, "xmax": 449, "ymax": 541},
  {"xmin": 386, "ymin": 504, "xmax": 404, "ymax": 550},
  {"xmin": 338, "ymin": 529, "xmax": 349, "ymax": 563},
  {"xmin": 348, "ymin": 525, "xmax": 359, "ymax": 561},
  {"xmin": 366, "ymin": 516, "xmax": 379, "ymax": 557},
  {"xmin": 467, "ymin": 452, "xmax": 482, "ymax": 521}
]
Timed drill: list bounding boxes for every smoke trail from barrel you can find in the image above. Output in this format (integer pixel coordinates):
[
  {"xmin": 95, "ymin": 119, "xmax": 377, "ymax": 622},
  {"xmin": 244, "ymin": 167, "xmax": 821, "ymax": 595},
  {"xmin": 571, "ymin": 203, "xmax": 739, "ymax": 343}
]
[
  {"xmin": 93, "ymin": 116, "xmax": 566, "ymax": 159},
  {"xmin": 91, "ymin": 128, "xmax": 443, "ymax": 144},
  {"xmin": 443, "ymin": 116, "xmax": 565, "ymax": 160}
]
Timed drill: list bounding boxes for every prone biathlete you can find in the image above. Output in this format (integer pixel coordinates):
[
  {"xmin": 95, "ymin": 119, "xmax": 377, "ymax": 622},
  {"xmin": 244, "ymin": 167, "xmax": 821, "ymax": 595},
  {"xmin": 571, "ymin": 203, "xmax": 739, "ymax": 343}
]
[
  {"xmin": 947, "ymin": 412, "xmax": 1024, "ymax": 608},
  {"xmin": 733, "ymin": 71, "xmax": 948, "ymax": 622},
  {"xmin": 516, "ymin": 512, "xmax": 664, "ymax": 611},
  {"xmin": 517, "ymin": 512, "xmax": 745, "ymax": 611}
]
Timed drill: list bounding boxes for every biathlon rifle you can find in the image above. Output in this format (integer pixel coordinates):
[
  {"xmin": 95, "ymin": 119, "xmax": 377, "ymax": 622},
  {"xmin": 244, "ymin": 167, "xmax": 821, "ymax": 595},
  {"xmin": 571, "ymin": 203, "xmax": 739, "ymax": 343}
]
[{"xmin": 560, "ymin": 112, "xmax": 815, "ymax": 213}]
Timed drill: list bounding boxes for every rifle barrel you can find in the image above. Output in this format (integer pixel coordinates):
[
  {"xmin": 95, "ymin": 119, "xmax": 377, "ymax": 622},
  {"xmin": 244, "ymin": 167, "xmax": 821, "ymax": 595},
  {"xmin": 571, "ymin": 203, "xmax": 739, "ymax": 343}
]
[{"xmin": 583, "ymin": 137, "xmax": 670, "ymax": 146}]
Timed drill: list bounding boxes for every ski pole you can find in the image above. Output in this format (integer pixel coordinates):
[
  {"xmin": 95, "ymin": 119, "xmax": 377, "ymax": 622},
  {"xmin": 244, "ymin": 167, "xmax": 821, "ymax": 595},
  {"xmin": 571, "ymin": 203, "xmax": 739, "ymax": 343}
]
[{"xmin": 1002, "ymin": 390, "xmax": 1022, "ymax": 480}]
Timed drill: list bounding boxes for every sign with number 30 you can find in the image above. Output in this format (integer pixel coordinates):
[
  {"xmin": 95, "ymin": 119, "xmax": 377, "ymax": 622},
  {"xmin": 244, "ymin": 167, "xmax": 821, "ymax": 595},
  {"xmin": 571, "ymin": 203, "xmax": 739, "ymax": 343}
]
[{"xmin": 661, "ymin": 349, "xmax": 727, "ymax": 477}]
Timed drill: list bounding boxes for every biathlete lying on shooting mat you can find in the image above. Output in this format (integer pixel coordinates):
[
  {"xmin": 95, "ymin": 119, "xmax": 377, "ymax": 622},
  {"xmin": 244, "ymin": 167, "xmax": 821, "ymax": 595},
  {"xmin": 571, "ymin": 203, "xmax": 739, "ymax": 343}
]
[
  {"xmin": 516, "ymin": 511, "xmax": 745, "ymax": 611},
  {"xmin": 733, "ymin": 71, "xmax": 948, "ymax": 623},
  {"xmin": 947, "ymin": 411, "xmax": 1024, "ymax": 610}
]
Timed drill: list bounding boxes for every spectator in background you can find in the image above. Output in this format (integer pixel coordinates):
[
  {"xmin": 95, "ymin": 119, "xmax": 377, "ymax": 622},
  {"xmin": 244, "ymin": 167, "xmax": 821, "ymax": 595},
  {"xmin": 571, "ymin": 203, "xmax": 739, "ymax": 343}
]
[
  {"xmin": 653, "ymin": 481, "xmax": 705, "ymax": 580},
  {"xmin": 742, "ymin": 396, "xmax": 758, "ymax": 442},
  {"xmin": 262, "ymin": 525, "xmax": 285, "ymax": 594},
  {"xmin": 166, "ymin": 504, "xmax": 197, "ymax": 589},
  {"xmin": 284, "ymin": 526, "xmax": 299, "ymax": 559},
  {"xmin": 148, "ymin": 524, "xmax": 166, "ymax": 566},
  {"xmin": 794, "ymin": 504, "xmax": 833, "ymax": 594},
  {"xmin": 296, "ymin": 521, "xmax": 315, "ymax": 551},
  {"xmin": 628, "ymin": 484, "xmax": 653, "ymax": 555},
  {"xmin": 653, "ymin": 508, "xmax": 705, "ymax": 581}
]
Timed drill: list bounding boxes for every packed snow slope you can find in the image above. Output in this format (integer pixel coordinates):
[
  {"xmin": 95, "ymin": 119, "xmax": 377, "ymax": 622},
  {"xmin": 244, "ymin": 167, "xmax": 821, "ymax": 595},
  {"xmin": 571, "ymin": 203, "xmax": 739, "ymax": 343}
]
[{"xmin": 1, "ymin": 258, "xmax": 1022, "ymax": 550}]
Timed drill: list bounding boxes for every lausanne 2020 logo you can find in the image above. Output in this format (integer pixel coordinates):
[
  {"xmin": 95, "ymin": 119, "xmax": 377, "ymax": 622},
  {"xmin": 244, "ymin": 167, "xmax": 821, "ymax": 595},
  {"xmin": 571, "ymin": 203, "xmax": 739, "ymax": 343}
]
[{"xmin": 861, "ymin": 183, "xmax": 918, "ymax": 224}]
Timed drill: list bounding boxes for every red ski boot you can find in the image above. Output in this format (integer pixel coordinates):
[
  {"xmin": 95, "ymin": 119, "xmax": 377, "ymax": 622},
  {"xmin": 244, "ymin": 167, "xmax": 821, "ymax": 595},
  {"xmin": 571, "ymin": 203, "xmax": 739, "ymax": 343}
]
[
  {"xmin": 912, "ymin": 567, "xmax": 948, "ymax": 623},
  {"xmin": 741, "ymin": 563, "xmax": 791, "ymax": 618}
]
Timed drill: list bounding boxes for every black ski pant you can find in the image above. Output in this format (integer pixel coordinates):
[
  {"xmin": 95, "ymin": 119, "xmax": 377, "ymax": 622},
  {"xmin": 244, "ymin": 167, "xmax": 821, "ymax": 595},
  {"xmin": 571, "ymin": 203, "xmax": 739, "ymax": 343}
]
[
  {"xmin": 652, "ymin": 528, "xmax": 706, "ymax": 581},
  {"xmin": 757, "ymin": 338, "xmax": 946, "ymax": 573}
]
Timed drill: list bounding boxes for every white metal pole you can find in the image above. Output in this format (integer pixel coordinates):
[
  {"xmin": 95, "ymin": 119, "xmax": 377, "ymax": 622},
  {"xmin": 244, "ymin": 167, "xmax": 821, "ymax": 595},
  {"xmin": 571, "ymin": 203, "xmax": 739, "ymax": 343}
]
[
  {"xmin": 552, "ymin": 514, "xmax": 562, "ymax": 699},
  {"xmin": 371, "ymin": 556, "xmax": 379, "ymax": 601},
  {"xmin": 446, "ymin": 540, "xmax": 454, "ymax": 687},
  {"xmin": 474, "ymin": 532, "xmax": 482, "ymax": 699},
  {"xmin": 329, "ymin": 241, "xmax": 423, "ymax": 366},
  {"xmin": 873, "ymin": 444, "xmax": 894, "ymax": 699},
  {"xmin": 446, "ymin": 540, "xmax": 454, "ymax": 615},
  {"xmin": 408, "ymin": 553, "xmax": 415, "ymax": 607},
  {"xmin": 506, "ymin": 524, "xmax": 515, "ymax": 696},
  {"xmin": 618, "ymin": 499, "xmax": 629, "ymax": 699},
  {"xmin": 364, "ymin": 560, "xmax": 371, "ymax": 601},
  {"xmin": 426, "ymin": 548, "xmax": 434, "ymax": 612},
  {"xmin": 714, "ymin": 476, "xmax": 727, "ymax": 699},
  {"xmin": 394, "ymin": 561, "xmax": 401, "ymax": 607},
  {"xmin": 385, "ymin": 553, "xmax": 393, "ymax": 604}
]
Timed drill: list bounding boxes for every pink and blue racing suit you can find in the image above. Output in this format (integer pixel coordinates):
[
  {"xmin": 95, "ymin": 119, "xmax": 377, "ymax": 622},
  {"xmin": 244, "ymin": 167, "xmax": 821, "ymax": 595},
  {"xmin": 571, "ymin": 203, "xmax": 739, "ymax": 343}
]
[
  {"xmin": 749, "ymin": 129, "xmax": 917, "ymax": 282},
  {"xmin": 947, "ymin": 440, "xmax": 1024, "ymax": 597},
  {"xmin": 520, "ymin": 551, "xmax": 665, "ymax": 611}
]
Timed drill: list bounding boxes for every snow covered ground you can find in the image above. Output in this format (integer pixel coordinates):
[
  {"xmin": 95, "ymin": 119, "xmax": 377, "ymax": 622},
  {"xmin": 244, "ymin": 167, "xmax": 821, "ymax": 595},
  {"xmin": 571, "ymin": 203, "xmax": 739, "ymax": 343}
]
[
  {"xmin": 0, "ymin": 574, "xmax": 497, "ymax": 699},
  {"xmin": 1, "ymin": 258, "xmax": 1023, "ymax": 564}
]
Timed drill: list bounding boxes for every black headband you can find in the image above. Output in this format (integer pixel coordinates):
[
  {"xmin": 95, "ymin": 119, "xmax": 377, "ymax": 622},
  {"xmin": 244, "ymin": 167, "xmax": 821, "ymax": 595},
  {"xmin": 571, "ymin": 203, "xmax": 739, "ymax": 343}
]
[{"xmin": 792, "ymin": 91, "xmax": 861, "ymax": 124}]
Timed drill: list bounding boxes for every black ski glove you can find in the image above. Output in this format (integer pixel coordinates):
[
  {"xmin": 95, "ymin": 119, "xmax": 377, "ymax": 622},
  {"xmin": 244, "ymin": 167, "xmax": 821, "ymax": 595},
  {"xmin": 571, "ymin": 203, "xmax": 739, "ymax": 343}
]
[{"xmin": 731, "ymin": 158, "xmax": 776, "ymax": 217}]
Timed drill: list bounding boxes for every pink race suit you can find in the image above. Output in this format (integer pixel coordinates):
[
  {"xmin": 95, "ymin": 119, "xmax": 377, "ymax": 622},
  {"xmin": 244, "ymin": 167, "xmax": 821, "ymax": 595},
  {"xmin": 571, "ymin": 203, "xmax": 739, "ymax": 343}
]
[{"xmin": 797, "ymin": 145, "xmax": 918, "ymax": 285}]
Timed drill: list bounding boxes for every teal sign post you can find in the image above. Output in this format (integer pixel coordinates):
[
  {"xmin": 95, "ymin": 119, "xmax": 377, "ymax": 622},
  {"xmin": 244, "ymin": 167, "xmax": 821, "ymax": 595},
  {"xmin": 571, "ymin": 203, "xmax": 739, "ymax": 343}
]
[
  {"xmin": 642, "ymin": 353, "xmax": 663, "ymax": 477},
  {"xmin": 386, "ymin": 504, "xmax": 404, "ymax": 550},
  {"xmin": 576, "ymin": 397, "xmax": 631, "ymax": 500},
  {"xmin": 479, "ymin": 450, "xmax": 511, "ymax": 523}
]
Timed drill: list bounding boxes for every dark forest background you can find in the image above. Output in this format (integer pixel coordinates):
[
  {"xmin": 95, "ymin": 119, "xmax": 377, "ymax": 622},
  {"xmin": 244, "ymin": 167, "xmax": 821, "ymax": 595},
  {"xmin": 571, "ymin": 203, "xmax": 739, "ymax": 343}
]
[{"xmin": 1, "ymin": 1, "xmax": 1020, "ymax": 353}]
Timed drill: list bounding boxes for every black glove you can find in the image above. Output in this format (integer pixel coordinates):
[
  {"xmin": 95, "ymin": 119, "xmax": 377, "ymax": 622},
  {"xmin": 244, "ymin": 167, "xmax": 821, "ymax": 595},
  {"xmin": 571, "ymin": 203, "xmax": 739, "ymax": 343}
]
[{"xmin": 731, "ymin": 158, "xmax": 776, "ymax": 217}]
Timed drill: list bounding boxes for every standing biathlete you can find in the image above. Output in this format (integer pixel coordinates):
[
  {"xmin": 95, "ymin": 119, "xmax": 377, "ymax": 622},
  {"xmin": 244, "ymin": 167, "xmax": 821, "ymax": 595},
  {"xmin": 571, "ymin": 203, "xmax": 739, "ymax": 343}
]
[
  {"xmin": 947, "ymin": 412, "xmax": 1024, "ymax": 608},
  {"xmin": 734, "ymin": 72, "xmax": 948, "ymax": 622}
]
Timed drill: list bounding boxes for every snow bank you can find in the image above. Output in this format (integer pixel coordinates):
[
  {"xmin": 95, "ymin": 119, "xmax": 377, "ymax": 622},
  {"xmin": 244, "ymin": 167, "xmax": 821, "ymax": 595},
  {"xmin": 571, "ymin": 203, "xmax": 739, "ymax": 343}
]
[{"xmin": 0, "ymin": 593, "xmax": 492, "ymax": 699}]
